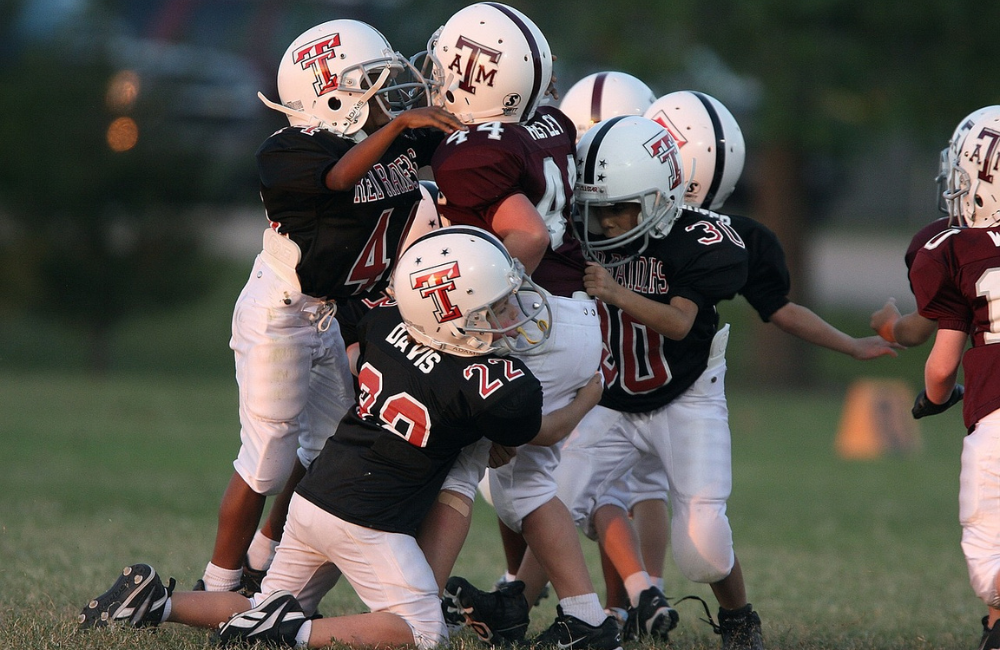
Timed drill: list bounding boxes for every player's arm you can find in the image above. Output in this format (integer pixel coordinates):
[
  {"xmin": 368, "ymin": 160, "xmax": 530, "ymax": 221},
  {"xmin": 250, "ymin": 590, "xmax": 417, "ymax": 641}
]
[
  {"xmin": 490, "ymin": 193, "xmax": 550, "ymax": 274},
  {"xmin": 870, "ymin": 297, "xmax": 937, "ymax": 348},
  {"xmin": 770, "ymin": 302, "xmax": 900, "ymax": 359},
  {"xmin": 584, "ymin": 262, "xmax": 698, "ymax": 340},
  {"xmin": 923, "ymin": 328, "xmax": 965, "ymax": 404},
  {"xmin": 346, "ymin": 342, "xmax": 361, "ymax": 376},
  {"xmin": 529, "ymin": 372, "xmax": 604, "ymax": 447},
  {"xmin": 324, "ymin": 107, "xmax": 465, "ymax": 191}
]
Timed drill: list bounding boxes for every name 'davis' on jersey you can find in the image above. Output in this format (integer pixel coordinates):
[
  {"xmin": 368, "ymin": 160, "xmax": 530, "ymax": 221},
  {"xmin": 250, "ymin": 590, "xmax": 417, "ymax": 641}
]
[
  {"xmin": 353, "ymin": 148, "xmax": 421, "ymax": 204},
  {"xmin": 386, "ymin": 322, "xmax": 443, "ymax": 373}
]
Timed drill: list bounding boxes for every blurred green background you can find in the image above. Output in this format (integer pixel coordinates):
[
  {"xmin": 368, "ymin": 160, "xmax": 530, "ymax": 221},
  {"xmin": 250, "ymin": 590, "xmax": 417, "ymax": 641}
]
[{"xmin": 1, "ymin": 0, "xmax": 997, "ymax": 386}]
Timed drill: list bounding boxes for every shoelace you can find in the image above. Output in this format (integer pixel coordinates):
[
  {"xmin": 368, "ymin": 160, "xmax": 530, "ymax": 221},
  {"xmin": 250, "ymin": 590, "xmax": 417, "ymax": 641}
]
[{"xmin": 671, "ymin": 594, "xmax": 721, "ymax": 635}]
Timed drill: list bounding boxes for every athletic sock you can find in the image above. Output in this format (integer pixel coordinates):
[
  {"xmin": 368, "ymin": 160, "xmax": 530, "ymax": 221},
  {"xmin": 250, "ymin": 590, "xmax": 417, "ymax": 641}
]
[
  {"xmin": 201, "ymin": 563, "xmax": 242, "ymax": 592},
  {"xmin": 246, "ymin": 530, "xmax": 279, "ymax": 572},
  {"xmin": 559, "ymin": 593, "xmax": 606, "ymax": 627},
  {"xmin": 624, "ymin": 570, "xmax": 653, "ymax": 608},
  {"xmin": 295, "ymin": 619, "xmax": 312, "ymax": 648}
]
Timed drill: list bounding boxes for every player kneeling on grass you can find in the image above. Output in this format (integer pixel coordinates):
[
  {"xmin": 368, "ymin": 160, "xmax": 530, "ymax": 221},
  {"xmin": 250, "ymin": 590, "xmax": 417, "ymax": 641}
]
[{"xmin": 77, "ymin": 226, "xmax": 603, "ymax": 649}]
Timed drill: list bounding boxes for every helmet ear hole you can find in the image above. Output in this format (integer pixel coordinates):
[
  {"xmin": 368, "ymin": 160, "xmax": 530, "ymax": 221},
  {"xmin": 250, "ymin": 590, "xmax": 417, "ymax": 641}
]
[
  {"xmin": 445, "ymin": 90, "xmax": 455, "ymax": 103},
  {"xmin": 328, "ymin": 97, "xmax": 342, "ymax": 111}
]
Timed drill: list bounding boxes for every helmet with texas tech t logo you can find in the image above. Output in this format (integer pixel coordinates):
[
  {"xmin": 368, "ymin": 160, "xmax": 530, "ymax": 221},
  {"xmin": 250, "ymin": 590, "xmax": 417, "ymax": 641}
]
[
  {"xmin": 426, "ymin": 2, "xmax": 553, "ymax": 124},
  {"xmin": 645, "ymin": 91, "xmax": 745, "ymax": 211},
  {"xmin": 574, "ymin": 116, "xmax": 685, "ymax": 266},
  {"xmin": 259, "ymin": 19, "xmax": 428, "ymax": 137},
  {"xmin": 391, "ymin": 226, "xmax": 551, "ymax": 356}
]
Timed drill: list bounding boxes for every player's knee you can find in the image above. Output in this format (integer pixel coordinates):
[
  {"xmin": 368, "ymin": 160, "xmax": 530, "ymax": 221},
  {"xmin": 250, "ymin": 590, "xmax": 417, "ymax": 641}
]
[
  {"xmin": 406, "ymin": 600, "xmax": 448, "ymax": 650},
  {"xmin": 671, "ymin": 502, "xmax": 734, "ymax": 583},
  {"xmin": 967, "ymin": 557, "xmax": 1000, "ymax": 608},
  {"xmin": 241, "ymin": 470, "xmax": 289, "ymax": 497}
]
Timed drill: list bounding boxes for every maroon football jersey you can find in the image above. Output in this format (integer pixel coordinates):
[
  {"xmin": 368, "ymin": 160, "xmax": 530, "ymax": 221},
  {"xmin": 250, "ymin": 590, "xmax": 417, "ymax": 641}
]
[
  {"xmin": 911, "ymin": 227, "xmax": 1000, "ymax": 428},
  {"xmin": 431, "ymin": 105, "xmax": 586, "ymax": 297}
]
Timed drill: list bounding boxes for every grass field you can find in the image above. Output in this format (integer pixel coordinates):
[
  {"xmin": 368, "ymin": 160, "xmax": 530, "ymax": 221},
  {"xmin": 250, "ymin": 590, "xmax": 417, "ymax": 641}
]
[
  {"xmin": 0, "ymin": 260, "xmax": 983, "ymax": 648},
  {"xmin": 0, "ymin": 368, "xmax": 980, "ymax": 650}
]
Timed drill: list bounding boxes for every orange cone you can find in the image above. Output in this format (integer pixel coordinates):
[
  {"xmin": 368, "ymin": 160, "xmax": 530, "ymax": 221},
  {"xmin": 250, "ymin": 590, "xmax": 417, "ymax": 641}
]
[{"xmin": 835, "ymin": 379, "xmax": 921, "ymax": 459}]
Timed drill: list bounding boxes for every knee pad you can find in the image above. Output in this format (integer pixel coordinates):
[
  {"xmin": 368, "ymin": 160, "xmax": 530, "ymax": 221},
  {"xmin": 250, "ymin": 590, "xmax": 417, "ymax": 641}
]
[
  {"xmin": 406, "ymin": 603, "xmax": 448, "ymax": 650},
  {"xmin": 671, "ymin": 499, "xmax": 734, "ymax": 584},
  {"xmin": 966, "ymin": 555, "xmax": 1000, "ymax": 608},
  {"xmin": 245, "ymin": 341, "xmax": 312, "ymax": 423}
]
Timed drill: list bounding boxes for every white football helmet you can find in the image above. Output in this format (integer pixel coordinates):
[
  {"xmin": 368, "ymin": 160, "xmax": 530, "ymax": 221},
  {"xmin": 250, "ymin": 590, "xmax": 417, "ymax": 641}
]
[
  {"xmin": 258, "ymin": 20, "xmax": 428, "ymax": 138},
  {"xmin": 574, "ymin": 116, "xmax": 684, "ymax": 266},
  {"xmin": 644, "ymin": 91, "xmax": 745, "ymax": 211},
  {"xmin": 392, "ymin": 226, "xmax": 551, "ymax": 356},
  {"xmin": 943, "ymin": 105, "xmax": 1000, "ymax": 228},
  {"xmin": 426, "ymin": 2, "xmax": 553, "ymax": 124},
  {"xmin": 400, "ymin": 181, "xmax": 449, "ymax": 252},
  {"xmin": 559, "ymin": 71, "xmax": 656, "ymax": 142}
]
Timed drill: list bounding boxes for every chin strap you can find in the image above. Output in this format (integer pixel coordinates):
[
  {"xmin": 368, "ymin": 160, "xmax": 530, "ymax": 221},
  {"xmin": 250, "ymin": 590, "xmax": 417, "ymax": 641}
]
[{"xmin": 257, "ymin": 66, "xmax": 392, "ymax": 138}]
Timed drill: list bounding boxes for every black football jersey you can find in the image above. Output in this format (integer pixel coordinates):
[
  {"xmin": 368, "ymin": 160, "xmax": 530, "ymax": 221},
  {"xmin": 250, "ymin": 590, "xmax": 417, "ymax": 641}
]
[
  {"xmin": 911, "ymin": 227, "xmax": 1000, "ymax": 429},
  {"xmin": 431, "ymin": 105, "xmax": 586, "ymax": 297},
  {"xmin": 713, "ymin": 213, "xmax": 791, "ymax": 322},
  {"xmin": 595, "ymin": 209, "xmax": 748, "ymax": 413},
  {"xmin": 256, "ymin": 126, "xmax": 442, "ymax": 299},
  {"xmin": 296, "ymin": 305, "xmax": 543, "ymax": 536}
]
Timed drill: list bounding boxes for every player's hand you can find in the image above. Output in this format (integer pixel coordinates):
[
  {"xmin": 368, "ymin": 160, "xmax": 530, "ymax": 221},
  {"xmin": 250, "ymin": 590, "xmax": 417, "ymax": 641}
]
[
  {"xmin": 574, "ymin": 372, "xmax": 604, "ymax": 412},
  {"xmin": 912, "ymin": 385, "xmax": 964, "ymax": 419},
  {"xmin": 394, "ymin": 106, "xmax": 466, "ymax": 134},
  {"xmin": 871, "ymin": 298, "xmax": 902, "ymax": 343},
  {"xmin": 583, "ymin": 262, "xmax": 623, "ymax": 304},
  {"xmin": 488, "ymin": 443, "xmax": 517, "ymax": 469},
  {"xmin": 851, "ymin": 335, "xmax": 904, "ymax": 360},
  {"xmin": 545, "ymin": 54, "xmax": 559, "ymax": 101}
]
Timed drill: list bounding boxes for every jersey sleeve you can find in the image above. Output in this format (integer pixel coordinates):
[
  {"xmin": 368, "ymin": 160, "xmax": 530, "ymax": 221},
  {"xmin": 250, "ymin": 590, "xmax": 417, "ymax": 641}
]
[
  {"xmin": 256, "ymin": 128, "xmax": 349, "ymax": 194},
  {"xmin": 669, "ymin": 245, "xmax": 748, "ymax": 311},
  {"xmin": 911, "ymin": 247, "xmax": 971, "ymax": 332},
  {"xmin": 739, "ymin": 220, "xmax": 791, "ymax": 322},
  {"xmin": 475, "ymin": 373, "xmax": 543, "ymax": 447}
]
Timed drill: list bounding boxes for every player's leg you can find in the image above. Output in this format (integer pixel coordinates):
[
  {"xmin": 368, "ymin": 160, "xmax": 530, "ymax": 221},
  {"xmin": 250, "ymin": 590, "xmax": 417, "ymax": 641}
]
[
  {"xmin": 417, "ymin": 439, "xmax": 490, "ymax": 592},
  {"xmin": 248, "ymin": 326, "xmax": 355, "ymax": 586},
  {"xmin": 662, "ymin": 326, "xmax": 763, "ymax": 649},
  {"xmin": 201, "ymin": 257, "xmax": 315, "ymax": 591},
  {"xmin": 958, "ymin": 412, "xmax": 1000, "ymax": 648},
  {"xmin": 632, "ymin": 498, "xmax": 669, "ymax": 583},
  {"xmin": 301, "ymin": 495, "xmax": 446, "ymax": 648},
  {"xmin": 592, "ymin": 499, "xmax": 678, "ymax": 642},
  {"xmin": 78, "ymin": 562, "xmax": 250, "ymax": 631},
  {"xmin": 497, "ymin": 515, "xmax": 528, "ymax": 584}
]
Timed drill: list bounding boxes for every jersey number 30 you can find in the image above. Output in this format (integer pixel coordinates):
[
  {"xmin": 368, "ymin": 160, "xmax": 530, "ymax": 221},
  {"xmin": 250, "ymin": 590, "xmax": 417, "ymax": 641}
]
[{"xmin": 356, "ymin": 363, "xmax": 431, "ymax": 447}]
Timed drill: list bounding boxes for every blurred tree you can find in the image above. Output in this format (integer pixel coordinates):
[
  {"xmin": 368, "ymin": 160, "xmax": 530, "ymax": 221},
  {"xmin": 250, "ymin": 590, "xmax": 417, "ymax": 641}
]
[{"xmin": 0, "ymin": 2, "xmax": 260, "ymax": 372}]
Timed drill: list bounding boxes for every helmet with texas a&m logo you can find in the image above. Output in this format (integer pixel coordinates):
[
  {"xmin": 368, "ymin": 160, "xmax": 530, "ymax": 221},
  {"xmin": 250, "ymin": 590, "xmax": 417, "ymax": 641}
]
[
  {"xmin": 391, "ymin": 226, "xmax": 551, "ymax": 356},
  {"xmin": 942, "ymin": 105, "xmax": 1000, "ymax": 228},
  {"xmin": 426, "ymin": 2, "xmax": 553, "ymax": 124},
  {"xmin": 258, "ymin": 19, "xmax": 428, "ymax": 137},
  {"xmin": 644, "ymin": 91, "xmax": 745, "ymax": 211},
  {"xmin": 574, "ymin": 116, "xmax": 685, "ymax": 266}
]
